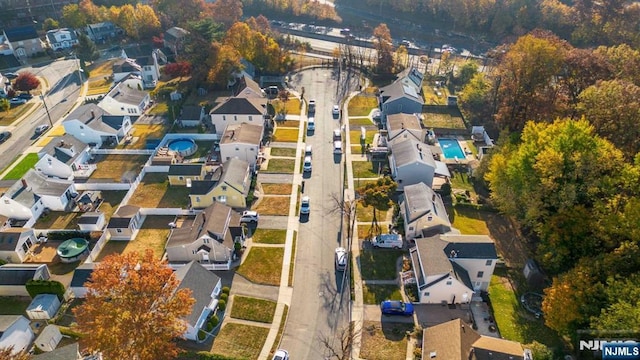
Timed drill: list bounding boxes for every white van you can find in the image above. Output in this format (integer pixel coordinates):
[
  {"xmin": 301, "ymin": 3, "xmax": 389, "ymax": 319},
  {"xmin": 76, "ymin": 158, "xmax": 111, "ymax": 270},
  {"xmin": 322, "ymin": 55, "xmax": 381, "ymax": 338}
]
[
  {"xmin": 333, "ymin": 128, "xmax": 341, "ymax": 141},
  {"xmin": 333, "ymin": 141, "xmax": 342, "ymax": 154},
  {"xmin": 371, "ymin": 233, "xmax": 403, "ymax": 249},
  {"xmin": 305, "ymin": 145, "xmax": 312, "ymax": 157},
  {"xmin": 308, "ymin": 117, "xmax": 315, "ymax": 131}
]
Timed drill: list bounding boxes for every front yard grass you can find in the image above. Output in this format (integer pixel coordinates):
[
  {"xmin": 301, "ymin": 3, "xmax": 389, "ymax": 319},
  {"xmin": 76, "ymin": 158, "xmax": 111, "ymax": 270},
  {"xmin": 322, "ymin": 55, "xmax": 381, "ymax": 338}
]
[
  {"xmin": 252, "ymin": 196, "xmax": 291, "ymax": 216},
  {"xmin": 349, "ymin": 129, "xmax": 376, "ymax": 146},
  {"xmin": 350, "ymin": 117, "xmax": 376, "ymax": 126},
  {"xmin": 2, "ymin": 153, "xmax": 39, "ymax": 180},
  {"xmin": 251, "ymin": 229, "xmax": 287, "ymax": 244},
  {"xmin": 348, "ymin": 95, "xmax": 378, "ymax": 116},
  {"xmin": 352, "ymin": 161, "xmax": 383, "ymax": 178},
  {"xmin": 359, "ymin": 249, "xmax": 404, "ymax": 280},
  {"xmin": 0, "ymin": 103, "xmax": 36, "ymax": 126},
  {"xmin": 89, "ymin": 154, "xmax": 148, "ymax": 181},
  {"xmin": 356, "ymin": 202, "xmax": 388, "ymax": 223},
  {"xmin": 358, "ymin": 224, "xmax": 376, "ymax": 240},
  {"xmin": 260, "ymin": 183, "xmax": 292, "ymax": 195},
  {"xmin": 236, "ymin": 247, "xmax": 284, "ymax": 286},
  {"xmin": 449, "ymin": 206, "xmax": 490, "ymax": 235},
  {"xmin": 265, "ymin": 159, "xmax": 295, "ymax": 173},
  {"xmin": 275, "ymin": 120, "xmax": 300, "ymax": 128},
  {"xmin": 211, "ymin": 323, "xmax": 269, "ymax": 359},
  {"xmin": 362, "ymin": 284, "xmax": 402, "ymax": 304},
  {"xmin": 360, "ymin": 321, "xmax": 413, "ymax": 360},
  {"xmin": 86, "ymin": 78, "xmax": 113, "ymax": 96},
  {"xmin": 272, "ymin": 128, "xmax": 299, "ymax": 142},
  {"xmin": 96, "ymin": 215, "xmax": 173, "ymax": 260},
  {"xmin": 230, "ymin": 295, "xmax": 277, "ymax": 323},
  {"xmin": 270, "ymin": 148, "xmax": 297, "ymax": 157},
  {"xmin": 272, "ymin": 98, "xmax": 301, "ymax": 115},
  {"xmin": 0, "ymin": 296, "xmax": 31, "ymax": 315},
  {"xmin": 34, "ymin": 211, "xmax": 82, "ymax": 229},
  {"xmin": 128, "ymin": 173, "xmax": 191, "ymax": 208}
]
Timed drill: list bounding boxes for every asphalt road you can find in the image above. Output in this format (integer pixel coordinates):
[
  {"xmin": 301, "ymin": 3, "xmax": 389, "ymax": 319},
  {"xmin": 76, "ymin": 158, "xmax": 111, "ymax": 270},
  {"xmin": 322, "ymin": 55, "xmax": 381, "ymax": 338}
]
[
  {"xmin": 0, "ymin": 59, "xmax": 82, "ymax": 172},
  {"xmin": 279, "ymin": 67, "xmax": 360, "ymax": 359}
]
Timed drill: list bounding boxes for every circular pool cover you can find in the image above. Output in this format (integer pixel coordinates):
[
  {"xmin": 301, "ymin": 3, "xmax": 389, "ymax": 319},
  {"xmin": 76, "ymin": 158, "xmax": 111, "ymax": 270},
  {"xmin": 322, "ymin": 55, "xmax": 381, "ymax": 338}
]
[
  {"xmin": 57, "ymin": 238, "xmax": 89, "ymax": 262},
  {"xmin": 168, "ymin": 139, "xmax": 198, "ymax": 157}
]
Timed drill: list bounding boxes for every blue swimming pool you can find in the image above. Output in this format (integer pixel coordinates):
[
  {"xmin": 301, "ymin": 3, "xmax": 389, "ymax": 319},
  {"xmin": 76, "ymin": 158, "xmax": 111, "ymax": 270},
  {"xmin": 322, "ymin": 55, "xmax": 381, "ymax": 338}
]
[
  {"xmin": 438, "ymin": 138, "xmax": 465, "ymax": 160},
  {"xmin": 168, "ymin": 139, "xmax": 198, "ymax": 157}
]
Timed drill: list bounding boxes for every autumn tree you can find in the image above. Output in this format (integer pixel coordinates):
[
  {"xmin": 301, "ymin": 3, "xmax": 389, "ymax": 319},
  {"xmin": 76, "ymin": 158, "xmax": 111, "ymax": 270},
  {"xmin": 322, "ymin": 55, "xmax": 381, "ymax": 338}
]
[
  {"xmin": 76, "ymin": 33, "xmax": 100, "ymax": 64},
  {"xmin": 207, "ymin": 43, "xmax": 242, "ymax": 87},
  {"xmin": 206, "ymin": 0, "xmax": 243, "ymax": 28},
  {"xmin": 162, "ymin": 62, "xmax": 192, "ymax": 78},
  {"xmin": 223, "ymin": 22, "xmax": 286, "ymax": 74},
  {"xmin": 42, "ymin": 18, "xmax": 59, "ymax": 31},
  {"xmin": 372, "ymin": 24, "xmax": 394, "ymax": 75},
  {"xmin": 79, "ymin": 0, "xmax": 106, "ymax": 23},
  {"xmin": 151, "ymin": 0, "xmax": 206, "ymax": 26},
  {"xmin": 458, "ymin": 73, "xmax": 494, "ymax": 126},
  {"xmin": 61, "ymin": 4, "xmax": 88, "ymax": 28},
  {"xmin": 14, "ymin": 72, "xmax": 40, "ymax": 94},
  {"xmin": 0, "ymin": 347, "xmax": 31, "ymax": 360},
  {"xmin": 73, "ymin": 250, "xmax": 195, "ymax": 360},
  {"xmin": 0, "ymin": 98, "xmax": 10, "ymax": 113},
  {"xmin": 134, "ymin": 4, "xmax": 161, "ymax": 39},
  {"xmin": 590, "ymin": 274, "xmax": 640, "ymax": 331},
  {"xmin": 594, "ymin": 44, "xmax": 640, "ymax": 86},
  {"xmin": 559, "ymin": 47, "xmax": 612, "ymax": 114},
  {"xmin": 357, "ymin": 176, "xmax": 397, "ymax": 237}
]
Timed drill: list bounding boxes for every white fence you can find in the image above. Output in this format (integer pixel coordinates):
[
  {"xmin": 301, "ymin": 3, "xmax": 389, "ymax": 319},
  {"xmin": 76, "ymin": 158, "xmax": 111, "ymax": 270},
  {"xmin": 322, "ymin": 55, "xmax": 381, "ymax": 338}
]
[
  {"xmin": 139, "ymin": 208, "xmax": 197, "ymax": 216},
  {"xmin": 73, "ymin": 183, "xmax": 131, "ymax": 191},
  {"xmin": 145, "ymin": 165, "xmax": 170, "ymax": 173},
  {"xmin": 90, "ymin": 149, "xmax": 155, "ymax": 155},
  {"xmin": 87, "ymin": 231, "xmax": 109, "ymax": 262},
  {"xmin": 158, "ymin": 133, "xmax": 220, "ymax": 148}
]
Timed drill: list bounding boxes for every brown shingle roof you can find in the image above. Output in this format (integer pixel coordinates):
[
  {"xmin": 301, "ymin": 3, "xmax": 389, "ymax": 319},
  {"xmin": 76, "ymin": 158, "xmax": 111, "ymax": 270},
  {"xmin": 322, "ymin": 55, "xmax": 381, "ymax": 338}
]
[{"xmin": 220, "ymin": 123, "xmax": 263, "ymax": 145}]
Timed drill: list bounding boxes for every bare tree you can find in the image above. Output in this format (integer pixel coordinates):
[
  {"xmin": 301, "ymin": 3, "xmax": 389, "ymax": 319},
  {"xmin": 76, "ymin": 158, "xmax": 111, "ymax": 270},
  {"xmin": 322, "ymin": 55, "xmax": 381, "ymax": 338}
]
[
  {"xmin": 318, "ymin": 323, "xmax": 356, "ymax": 360},
  {"xmin": 328, "ymin": 192, "xmax": 356, "ymax": 242}
]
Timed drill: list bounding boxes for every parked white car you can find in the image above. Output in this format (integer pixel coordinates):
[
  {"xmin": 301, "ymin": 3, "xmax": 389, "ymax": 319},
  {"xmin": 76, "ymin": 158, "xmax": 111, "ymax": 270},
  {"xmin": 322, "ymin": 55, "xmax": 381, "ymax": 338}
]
[
  {"xmin": 303, "ymin": 156, "xmax": 312, "ymax": 172},
  {"xmin": 332, "ymin": 104, "xmax": 340, "ymax": 115},
  {"xmin": 333, "ymin": 141, "xmax": 342, "ymax": 154},
  {"xmin": 305, "ymin": 145, "xmax": 312, "ymax": 157},
  {"xmin": 371, "ymin": 233, "xmax": 403, "ymax": 249},
  {"xmin": 300, "ymin": 196, "xmax": 310, "ymax": 215},
  {"xmin": 335, "ymin": 247, "xmax": 347, "ymax": 271},
  {"xmin": 308, "ymin": 117, "xmax": 315, "ymax": 131},
  {"xmin": 240, "ymin": 211, "xmax": 259, "ymax": 223}
]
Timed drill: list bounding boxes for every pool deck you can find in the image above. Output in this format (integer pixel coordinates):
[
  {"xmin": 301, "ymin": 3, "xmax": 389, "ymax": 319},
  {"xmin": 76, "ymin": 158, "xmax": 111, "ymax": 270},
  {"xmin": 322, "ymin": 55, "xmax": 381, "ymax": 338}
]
[{"xmin": 437, "ymin": 137, "xmax": 476, "ymax": 165}]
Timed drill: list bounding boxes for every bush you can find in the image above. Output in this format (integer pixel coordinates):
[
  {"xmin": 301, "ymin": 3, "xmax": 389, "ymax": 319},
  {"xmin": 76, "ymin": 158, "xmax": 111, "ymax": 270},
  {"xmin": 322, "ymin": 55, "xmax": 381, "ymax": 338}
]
[
  {"xmin": 195, "ymin": 352, "xmax": 236, "ymax": 360},
  {"xmin": 209, "ymin": 315, "xmax": 219, "ymax": 328},
  {"xmin": 220, "ymin": 293, "xmax": 228, "ymax": 302},
  {"xmin": 217, "ymin": 299, "xmax": 226, "ymax": 311},
  {"xmin": 206, "ymin": 321, "xmax": 214, "ymax": 332},
  {"xmin": 198, "ymin": 330, "xmax": 207, "ymax": 341},
  {"xmin": 46, "ymin": 231, "xmax": 91, "ymax": 241},
  {"xmin": 222, "ymin": 286, "xmax": 230, "ymax": 295},
  {"xmin": 26, "ymin": 280, "xmax": 65, "ymax": 300}
]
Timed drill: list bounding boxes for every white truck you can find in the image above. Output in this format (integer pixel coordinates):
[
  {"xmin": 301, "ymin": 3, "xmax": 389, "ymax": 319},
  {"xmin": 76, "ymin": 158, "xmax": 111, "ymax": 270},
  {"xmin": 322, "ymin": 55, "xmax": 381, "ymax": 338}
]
[{"xmin": 371, "ymin": 233, "xmax": 403, "ymax": 249}]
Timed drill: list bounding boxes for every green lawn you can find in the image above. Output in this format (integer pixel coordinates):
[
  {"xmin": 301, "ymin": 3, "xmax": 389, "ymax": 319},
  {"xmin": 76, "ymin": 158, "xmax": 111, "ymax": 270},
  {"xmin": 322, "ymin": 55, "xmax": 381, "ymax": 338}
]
[
  {"xmin": 0, "ymin": 297, "xmax": 31, "ymax": 315},
  {"xmin": 449, "ymin": 171, "xmax": 475, "ymax": 192},
  {"xmin": 360, "ymin": 321, "xmax": 412, "ymax": 360},
  {"xmin": 449, "ymin": 206, "xmax": 490, "ymax": 235},
  {"xmin": 352, "ymin": 161, "xmax": 383, "ymax": 178},
  {"xmin": 273, "ymin": 128, "xmax": 299, "ymax": 142},
  {"xmin": 349, "ymin": 129, "xmax": 376, "ymax": 146},
  {"xmin": 253, "ymin": 196, "xmax": 291, "ymax": 216},
  {"xmin": 2, "ymin": 153, "xmax": 39, "ymax": 180},
  {"xmin": 251, "ymin": 229, "xmax": 287, "ymax": 244},
  {"xmin": 356, "ymin": 202, "xmax": 389, "ymax": 223},
  {"xmin": 270, "ymin": 147, "xmax": 297, "ymax": 157},
  {"xmin": 128, "ymin": 173, "xmax": 191, "ymax": 208},
  {"xmin": 359, "ymin": 249, "xmax": 404, "ymax": 280},
  {"xmin": 266, "ymin": 159, "xmax": 296, "ymax": 173},
  {"xmin": 350, "ymin": 117, "xmax": 376, "ymax": 126},
  {"xmin": 362, "ymin": 284, "xmax": 403, "ymax": 304},
  {"xmin": 348, "ymin": 95, "xmax": 378, "ymax": 116},
  {"xmin": 211, "ymin": 323, "xmax": 270, "ymax": 359},
  {"xmin": 230, "ymin": 296, "xmax": 277, "ymax": 323},
  {"xmin": 237, "ymin": 247, "xmax": 284, "ymax": 286},
  {"xmin": 272, "ymin": 98, "xmax": 302, "ymax": 115}
]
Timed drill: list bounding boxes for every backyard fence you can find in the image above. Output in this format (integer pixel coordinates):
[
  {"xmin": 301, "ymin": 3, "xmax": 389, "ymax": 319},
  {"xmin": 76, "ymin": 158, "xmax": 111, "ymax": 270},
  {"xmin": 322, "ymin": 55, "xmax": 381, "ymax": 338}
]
[
  {"xmin": 89, "ymin": 149, "xmax": 155, "ymax": 155},
  {"xmin": 139, "ymin": 208, "xmax": 196, "ymax": 216},
  {"xmin": 87, "ymin": 231, "xmax": 108, "ymax": 262},
  {"xmin": 74, "ymin": 183, "xmax": 131, "ymax": 191}
]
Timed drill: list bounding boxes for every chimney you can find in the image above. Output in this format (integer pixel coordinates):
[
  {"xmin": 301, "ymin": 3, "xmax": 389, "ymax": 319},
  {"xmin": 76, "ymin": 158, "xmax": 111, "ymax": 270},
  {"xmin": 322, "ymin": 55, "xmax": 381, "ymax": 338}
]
[
  {"xmin": 90, "ymin": 110, "xmax": 95, "ymax": 119},
  {"xmin": 401, "ymin": 122, "xmax": 405, "ymax": 129},
  {"xmin": 60, "ymin": 140, "xmax": 65, "ymax": 147},
  {"xmin": 21, "ymin": 179, "xmax": 27, "ymax": 188}
]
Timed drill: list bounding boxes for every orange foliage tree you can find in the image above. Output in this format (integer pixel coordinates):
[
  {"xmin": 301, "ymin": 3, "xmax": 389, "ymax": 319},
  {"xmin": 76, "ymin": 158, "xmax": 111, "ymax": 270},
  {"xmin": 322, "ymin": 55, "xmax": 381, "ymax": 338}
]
[{"xmin": 73, "ymin": 250, "xmax": 195, "ymax": 360}]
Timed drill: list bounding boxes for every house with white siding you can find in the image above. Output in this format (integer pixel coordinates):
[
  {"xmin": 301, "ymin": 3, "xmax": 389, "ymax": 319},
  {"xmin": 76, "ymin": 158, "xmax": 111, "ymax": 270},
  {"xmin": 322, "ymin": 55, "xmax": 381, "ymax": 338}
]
[
  {"xmin": 63, "ymin": 104, "xmax": 132, "ymax": 147},
  {"xmin": 209, "ymin": 97, "xmax": 267, "ymax": 135},
  {"xmin": 219, "ymin": 122, "xmax": 264, "ymax": 167},
  {"xmin": 35, "ymin": 134, "xmax": 94, "ymax": 180}
]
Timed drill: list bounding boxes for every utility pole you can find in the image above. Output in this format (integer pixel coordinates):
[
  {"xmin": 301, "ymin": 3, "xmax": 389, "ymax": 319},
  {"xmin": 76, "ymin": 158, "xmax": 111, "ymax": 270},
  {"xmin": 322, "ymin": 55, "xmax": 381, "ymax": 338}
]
[{"xmin": 40, "ymin": 95, "xmax": 53, "ymax": 127}]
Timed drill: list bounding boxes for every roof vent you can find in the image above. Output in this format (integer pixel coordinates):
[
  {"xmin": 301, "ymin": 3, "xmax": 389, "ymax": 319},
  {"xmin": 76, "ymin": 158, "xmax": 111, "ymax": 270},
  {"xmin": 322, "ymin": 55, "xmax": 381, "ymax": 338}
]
[{"xmin": 430, "ymin": 352, "xmax": 437, "ymax": 358}]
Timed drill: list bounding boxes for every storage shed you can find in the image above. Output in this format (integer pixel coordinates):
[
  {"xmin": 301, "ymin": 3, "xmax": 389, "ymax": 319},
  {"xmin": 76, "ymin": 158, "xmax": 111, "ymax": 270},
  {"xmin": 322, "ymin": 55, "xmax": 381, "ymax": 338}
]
[
  {"xmin": 34, "ymin": 324, "xmax": 62, "ymax": 352},
  {"xmin": 523, "ymin": 259, "xmax": 546, "ymax": 289},
  {"xmin": 26, "ymin": 294, "xmax": 61, "ymax": 320}
]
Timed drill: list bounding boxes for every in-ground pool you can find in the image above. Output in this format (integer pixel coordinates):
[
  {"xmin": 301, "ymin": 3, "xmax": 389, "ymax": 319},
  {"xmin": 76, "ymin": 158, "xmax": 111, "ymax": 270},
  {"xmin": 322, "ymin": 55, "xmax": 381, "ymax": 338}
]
[
  {"xmin": 438, "ymin": 138, "xmax": 466, "ymax": 160},
  {"xmin": 57, "ymin": 238, "xmax": 89, "ymax": 263},
  {"xmin": 168, "ymin": 138, "xmax": 198, "ymax": 157}
]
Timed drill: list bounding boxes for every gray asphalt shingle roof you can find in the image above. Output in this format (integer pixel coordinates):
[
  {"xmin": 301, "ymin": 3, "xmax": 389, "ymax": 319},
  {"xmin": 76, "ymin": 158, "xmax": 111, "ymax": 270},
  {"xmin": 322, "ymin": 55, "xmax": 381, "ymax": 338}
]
[
  {"xmin": 210, "ymin": 97, "xmax": 266, "ymax": 115},
  {"xmin": 64, "ymin": 104, "xmax": 128, "ymax": 134},
  {"xmin": 390, "ymin": 137, "xmax": 436, "ymax": 168},
  {"xmin": 174, "ymin": 261, "xmax": 221, "ymax": 327},
  {"xmin": 107, "ymin": 83, "xmax": 147, "ymax": 105}
]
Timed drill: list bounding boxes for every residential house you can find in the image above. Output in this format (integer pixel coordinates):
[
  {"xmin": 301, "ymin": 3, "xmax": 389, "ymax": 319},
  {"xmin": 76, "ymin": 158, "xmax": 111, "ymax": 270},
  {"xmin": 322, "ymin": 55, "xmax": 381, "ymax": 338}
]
[
  {"xmin": 164, "ymin": 27, "xmax": 189, "ymax": 55},
  {"xmin": 169, "ymin": 164, "xmax": 207, "ymax": 186},
  {"xmin": 0, "ymin": 34, "xmax": 13, "ymax": 56},
  {"xmin": 174, "ymin": 261, "xmax": 222, "ymax": 340},
  {"xmin": 422, "ymin": 318, "xmax": 527, "ymax": 360},
  {"xmin": 33, "ymin": 343, "xmax": 83, "ymax": 360},
  {"xmin": 0, "ymin": 315, "xmax": 35, "ymax": 354},
  {"xmin": 385, "ymin": 113, "xmax": 425, "ymax": 142},
  {"xmin": 98, "ymin": 82, "xmax": 150, "ymax": 116},
  {"xmin": 410, "ymin": 234, "xmax": 498, "ymax": 304},
  {"xmin": 35, "ymin": 134, "xmax": 94, "ymax": 180},
  {"xmin": 0, "ymin": 228, "xmax": 37, "ymax": 263},
  {"xmin": 400, "ymin": 183, "xmax": 452, "ymax": 241},
  {"xmin": 0, "ymin": 170, "xmax": 76, "ymax": 224},
  {"xmin": 63, "ymin": 104, "xmax": 133, "ymax": 147},
  {"xmin": 106, "ymin": 205, "xmax": 142, "ymax": 240},
  {"xmin": 2, "ymin": 25, "xmax": 45, "ymax": 59},
  {"xmin": 177, "ymin": 105, "xmax": 206, "ymax": 127},
  {"xmin": 219, "ymin": 122, "xmax": 264, "ymax": 167},
  {"xmin": 166, "ymin": 203, "xmax": 245, "ymax": 270},
  {"xmin": 230, "ymin": 74, "xmax": 265, "ymax": 99},
  {"xmin": 34, "ymin": 324, "xmax": 63, "ymax": 352},
  {"xmin": 389, "ymin": 137, "xmax": 450, "ymax": 190},
  {"xmin": 0, "ymin": 264, "xmax": 50, "ymax": 296},
  {"xmin": 84, "ymin": 22, "xmax": 121, "ymax": 43},
  {"xmin": 378, "ymin": 79, "xmax": 424, "ymax": 115},
  {"xmin": 69, "ymin": 263, "xmax": 95, "ymax": 298},
  {"xmin": 114, "ymin": 49, "xmax": 162, "ymax": 88},
  {"xmin": 77, "ymin": 212, "xmax": 106, "ymax": 231},
  {"xmin": 209, "ymin": 97, "xmax": 267, "ymax": 135},
  {"xmin": 0, "ymin": 73, "xmax": 10, "ymax": 97},
  {"xmin": 398, "ymin": 67, "xmax": 424, "ymax": 95},
  {"xmin": 189, "ymin": 158, "xmax": 251, "ymax": 209},
  {"xmin": 112, "ymin": 58, "xmax": 143, "ymax": 83},
  {"xmin": 46, "ymin": 28, "xmax": 78, "ymax": 51}
]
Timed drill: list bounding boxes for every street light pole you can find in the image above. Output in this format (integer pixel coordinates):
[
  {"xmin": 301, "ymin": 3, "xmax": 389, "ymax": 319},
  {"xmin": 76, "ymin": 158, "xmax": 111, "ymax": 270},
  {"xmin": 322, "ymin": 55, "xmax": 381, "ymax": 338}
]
[{"xmin": 40, "ymin": 95, "xmax": 53, "ymax": 127}]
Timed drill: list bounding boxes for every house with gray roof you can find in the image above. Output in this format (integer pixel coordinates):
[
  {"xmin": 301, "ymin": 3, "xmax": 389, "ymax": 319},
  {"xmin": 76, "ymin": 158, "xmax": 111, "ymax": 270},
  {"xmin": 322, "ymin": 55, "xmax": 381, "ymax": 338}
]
[
  {"xmin": 230, "ymin": 74, "xmax": 265, "ymax": 99},
  {"xmin": 174, "ymin": 261, "xmax": 222, "ymax": 340},
  {"xmin": 0, "ymin": 227, "xmax": 37, "ymax": 263},
  {"xmin": 410, "ymin": 234, "xmax": 498, "ymax": 304},
  {"xmin": 166, "ymin": 202, "xmax": 245, "ymax": 270},
  {"xmin": 389, "ymin": 137, "xmax": 450, "ymax": 190},
  {"xmin": 385, "ymin": 113, "xmax": 425, "ymax": 142},
  {"xmin": 168, "ymin": 164, "xmax": 206, "ymax": 186},
  {"xmin": 164, "ymin": 27, "xmax": 189, "ymax": 55},
  {"xmin": 84, "ymin": 22, "xmax": 121, "ymax": 43},
  {"xmin": 2, "ymin": 25, "xmax": 45, "ymax": 59},
  {"xmin": 400, "ymin": 182, "xmax": 451, "ymax": 240},
  {"xmin": 77, "ymin": 212, "xmax": 106, "ymax": 232},
  {"xmin": 63, "ymin": 103, "xmax": 133, "ymax": 148},
  {"xmin": 210, "ymin": 97, "xmax": 267, "ymax": 135},
  {"xmin": 219, "ymin": 122, "xmax": 264, "ymax": 167},
  {"xmin": 189, "ymin": 158, "xmax": 251, "ymax": 209},
  {"xmin": 0, "ymin": 264, "xmax": 50, "ymax": 296},
  {"xmin": 98, "ymin": 82, "xmax": 150, "ymax": 116},
  {"xmin": 0, "ymin": 170, "xmax": 76, "ymax": 225},
  {"xmin": 46, "ymin": 28, "xmax": 78, "ymax": 51},
  {"xmin": 35, "ymin": 134, "xmax": 94, "ymax": 180},
  {"xmin": 177, "ymin": 105, "xmax": 206, "ymax": 127},
  {"xmin": 378, "ymin": 78, "xmax": 424, "ymax": 116}
]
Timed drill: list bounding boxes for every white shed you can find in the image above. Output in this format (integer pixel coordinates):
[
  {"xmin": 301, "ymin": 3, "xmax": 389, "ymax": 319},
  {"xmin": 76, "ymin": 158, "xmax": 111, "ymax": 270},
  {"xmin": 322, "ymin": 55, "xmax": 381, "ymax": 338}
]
[
  {"xmin": 26, "ymin": 294, "xmax": 61, "ymax": 320},
  {"xmin": 35, "ymin": 324, "xmax": 62, "ymax": 352}
]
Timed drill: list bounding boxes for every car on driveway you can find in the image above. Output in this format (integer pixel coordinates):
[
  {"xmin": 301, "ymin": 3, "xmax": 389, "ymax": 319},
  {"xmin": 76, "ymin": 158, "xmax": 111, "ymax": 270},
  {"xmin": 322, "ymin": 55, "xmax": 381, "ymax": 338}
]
[
  {"xmin": 300, "ymin": 196, "xmax": 310, "ymax": 215},
  {"xmin": 332, "ymin": 104, "xmax": 340, "ymax": 115},
  {"xmin": 380, "ymin": 300, "xmax": 414, "ymax": 316},
  {"xmin": 240, "ymin": 210, "xmax": 259, "ymax": 223},
  {"xmin": 272, "ymin": 349, "xmax": 289, "ymax": 360},
  {"xmin": 0, "ymin": 131, "xmax": 12, "ymax": 144},
  {"xmin": 372, "ymin": 109, "xmax": 382, "ymax": 121},
  {"xmin": 9, "ymin": 98, "xmax": 27, "ymax": 105},
  {"xmin": 34, "ymin": 124, "xmax": 50, "ymax": 135},
  {"xmin": 18, "ymin": 93, "xmax": 33, "ymax": 100},
  {"xmin": 303, "ymin": 156, "xmax": 312, "ymax": 172},
  {"xmin": 335, "ymin": 247, "xmax": 347, "ymax": 271}
]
